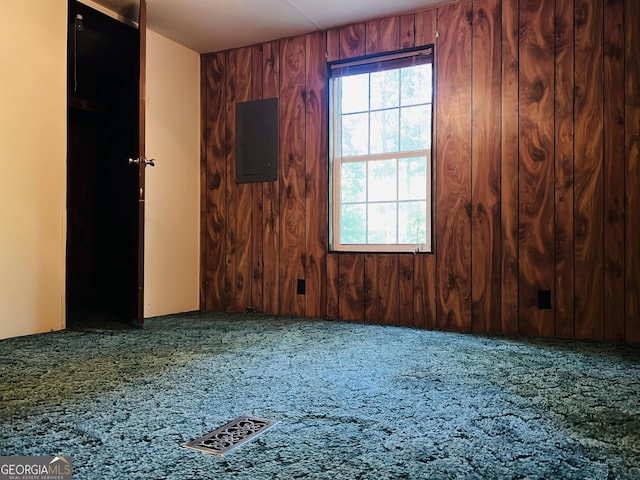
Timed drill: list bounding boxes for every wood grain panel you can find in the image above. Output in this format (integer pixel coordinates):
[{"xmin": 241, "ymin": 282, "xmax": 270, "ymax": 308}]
[
  {"xmin": 263, "ymin": 41, "xmax": 280, "ymax": 98},
  {"xmin": 518, "ymin": 0, "xmax": 555, "ymax": 337},
  {"xmin": 250, "ymin": 44, "xmax": 264, "ymax": 312},
  {"xmin": 398, "ymin": 255, "xmax": 414, "ymax": 327},
  {"xmin": 471, "ymin": 0, "xmax": 502, "ymax": 334},
  {"xmin": 237, "ymin": 48, "xmax": 253, "ymax": 312},
  {"xmin": 574, "ymin": 0, "xmax": 604, "ymax": 340},
  {"xmin": 413, "ymin": 9, "xmax": 440, "ymax": 328},
  {"xmin": 414, "ymin": 7, "xmax": 437, "ymax": 332},
  {"xmin": 363, "ymin": 254, "xmax": 399, "ymax": 325},
  {"xmin": 200, "ymin": 55, "xmax": 208, "ymax": 310},
  {"xmin": 379, "ymin": 255, "xmax": 399, "ymax": 326},
  {"xmin": 365, "ymin": 16, "xmax": 400, "ymax": 54},
  {"xmin": 364, "ymin": 254, "xmax": 380, "ymax": 323},
  {"xmin": 339, "ymin": 23, "xmax": 366, "ymax": 59},
  {"xmin": 435, "ymin": 2, "xmax": 473, "ymax": 331},
  {"xmin": 224, "ymin": 50, "xmax": 238, "ymax": 311},
  {"xmin": 305, "ymin": 31, "xmax": 328, "ymax": 317},
  {"xmin": 625, "ymin": 0, "xmax": 640, "ymax": 344},
  {"xmin": 414, "ymin": 255, "xmax": 436, "ymax": 329},
  {"xmin": 327, "ymin": 253, "xmax": 340, "ymax": 319},
  {"xmin": 554, "ymin": 0, "xmax": 575, "ymax": 338},
  {"xmin": 279, "ymin": 36, "xmax": 307, "ymax": 316},
  {"xmin": 326, "ymin": 28, "xmax": 341, "ymax": 62},
  {"xmin": 225, "ymin": 48, "xmax": 253, "ymax": 312},
  {"xmin": 262, "ymin": 41, "xmax": 280, "ymax": 315},
  {"xmin": 500, "ymin": 0, "xmax": 519, "ymax": 335},
  {"xmin": 339, "ymin": 254, "xmax": 365, "ymax": 321},
  {"xmin": 415, "ymin": 9, "xmax": 437, "ymax": 46},
  {"xmin": 203, "ymin": 53, "xmax": 227, "ymax": 311},
  {"xmin": 603, "ymin": 0, "xmax": 625, "ymax": 341},
  {"xmin": 400, "ymin": 14, "xmax": 416, "ymax": 49}
]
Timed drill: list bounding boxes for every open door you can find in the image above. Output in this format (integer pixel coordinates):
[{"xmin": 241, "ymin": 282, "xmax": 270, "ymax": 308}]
[
  {"xmin": 132, "ymin": 0, "xmax": 148, "ymax": 326},
  {"xmin": 66, "ymin": 0, "xmax": 149, "ymax": 328}
]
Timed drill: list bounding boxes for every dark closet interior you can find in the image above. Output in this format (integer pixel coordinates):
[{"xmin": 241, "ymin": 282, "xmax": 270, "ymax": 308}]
[{"xmin": 66, "ymin": 0, "xmax": 139, "ymax": 328}]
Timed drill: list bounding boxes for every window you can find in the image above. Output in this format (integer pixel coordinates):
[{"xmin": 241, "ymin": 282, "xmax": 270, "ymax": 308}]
[{"xmin": 329, "ymin": 47, "xmax": 434, "ymax": 253}]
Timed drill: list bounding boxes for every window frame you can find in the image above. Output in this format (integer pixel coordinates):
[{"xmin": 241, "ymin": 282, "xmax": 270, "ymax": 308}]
[{"xmin": 328, "ymin": 45, "xmax": 435, "ymax": 254}]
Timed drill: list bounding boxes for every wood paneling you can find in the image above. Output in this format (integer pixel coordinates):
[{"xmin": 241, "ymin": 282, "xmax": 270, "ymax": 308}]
[
  {"xmin": 364, "ymin": 254, "xmax": 380, "ymax": 323},
  {"xmin": 327, "ymin": 253, "xmax": 340, "ymax": 319},
  {"xmin": 340, "ymin": 23, "xmax": 366, "ymax": 58},
  {"xmin": 415, "ymin": 9, "xmax": 437, "ymax": 46},
  {"xmin": 202, "ymin": 53, "xmax": 226, "ymax": 311},
  {"xmin": 262, "ymin": 41, "xmax": 280, "ymax": 315},
  {"xmin": 279, "ymin": 37, "xmax": 306, "ymax": 316},
  {"xmin": 339, "ymin": 254, "xmax": 364, "ymax": 321},
  {"xmin": 603, "ymin": 0, "xmax": 625, "ymax": 341},
  {"xmin": 518, "ymin": 0, "xmax": 555, "ymax": 337},
  {"xmin": 554, "ymin": 0, "xmax": 574, "ymax": 338},
  {"xmin": 224, "ymin": 50, "xmax": 238, "ymax": 311},
  {"xmin": 400, "ymin": 14, "xmax": 416, "ymax": 49},
  {"xmin": 365, "ymin": 255, "xmax": 399, "ymax": 325},
  {"xmin": 326, "ymin": 28, "xmax": 341, "ymax": 62},
  {"xmin": 398, "ymin": 255, "xmax": 414, "ymax": 327},
  {"xmin": 626, "ymin": 0, "xmax": 640, "ymax": 344},
  {"xmin": 305, "ymin": 31, "xmax": 328, "ymax": 318},
  {"xmin": 435, "ymin": 2, "xmax": 472, "ymax": 331},
  {"xmin": 500, "ymin": 0, "xmax": 519, "ymax": 336},
  {"xmin": 471, "ymin": 0, "xmax": 501, "ymax": 334},
  {"xmin": 366, "ymin": 16, "xmax": 400, "ymax": 54},
  {"xmin": 223, "ymin": 49, "xmax": 252, "ymax": 312},
  {"xmin": 201, "ymin": 1, "xmax": 640, "ymax": 344},
  {"xmin": 414, "ymin": 8, "xmax": 437, "ymax": 332},
  {"xmin": 574, "ymin": 0, "xmax": 604, "ymax": 340},
  {"xmin": 200, "ymin": 56, "xmax": 208, "ymax": 310},
  {"xmin": 234, "ymin": 48, "xmax": 253, "ymax": 312},
  {"xmin": 379, "ymin": 255, "xmax": 399, "ymax": 326},
  {"xmin": 250, "ymin": 45, "xmax": 264, "ymax": 312},
  {"xmin": 414, "ymin": 255, "xmax": 436, "ymax": 329}
]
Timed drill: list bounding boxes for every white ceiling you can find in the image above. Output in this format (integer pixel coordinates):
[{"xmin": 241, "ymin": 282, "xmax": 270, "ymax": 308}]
[{"xmin": 144, "ymin": 0, "xmax": 452, "ymax": 53}]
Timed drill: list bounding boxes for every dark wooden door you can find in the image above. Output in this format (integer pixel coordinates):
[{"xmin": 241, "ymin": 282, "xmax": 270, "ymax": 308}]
[
  {"xmin": 134, "ymin": 0, "xmax": 147, "ymax": 326},
  {"xmin": 66, "ymin": 0, "xmax": 146, "ymax": 328}
]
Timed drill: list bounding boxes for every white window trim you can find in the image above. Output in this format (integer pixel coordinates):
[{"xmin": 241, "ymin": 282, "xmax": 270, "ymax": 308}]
[{"xmin": 328, "ymin": 50, "xmax": 434, "ymax": 254}]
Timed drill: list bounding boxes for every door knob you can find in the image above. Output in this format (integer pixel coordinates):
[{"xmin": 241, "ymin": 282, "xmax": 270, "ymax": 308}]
[{"xmin": 129, "ymin": 157, "xmax": 155, "ymax": 166}]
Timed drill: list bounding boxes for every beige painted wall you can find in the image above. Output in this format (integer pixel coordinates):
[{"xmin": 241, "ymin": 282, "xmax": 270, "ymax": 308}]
[
  {"xmin": 0, "ymin": 1, "xmax": 67, "ymax": 339},
  {"xmin": 144, "ymin": 30, "xmax": 200, "ymax": 317}
]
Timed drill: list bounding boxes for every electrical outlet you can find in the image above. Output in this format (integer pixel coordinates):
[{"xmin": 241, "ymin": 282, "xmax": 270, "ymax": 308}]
[{"xmin": 537, "ymin": 290, "xmax": 552, "ymax": 310}]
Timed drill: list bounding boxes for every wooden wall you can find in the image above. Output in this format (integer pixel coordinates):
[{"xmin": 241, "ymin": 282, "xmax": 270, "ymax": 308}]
[{"xmin": 201, "ymin": 0, "xmax": 640, "ymax": 343}]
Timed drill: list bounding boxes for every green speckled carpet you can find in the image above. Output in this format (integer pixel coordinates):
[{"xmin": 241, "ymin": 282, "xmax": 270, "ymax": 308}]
[{"xmin": 1, "ymin": 313, "xmax": 639, "ymax": 479}]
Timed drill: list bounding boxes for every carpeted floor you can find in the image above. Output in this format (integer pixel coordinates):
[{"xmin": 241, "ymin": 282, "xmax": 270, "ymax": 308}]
[{"xmin": 0, "ymin": 313, "xmax": 639, "ymax": 479}]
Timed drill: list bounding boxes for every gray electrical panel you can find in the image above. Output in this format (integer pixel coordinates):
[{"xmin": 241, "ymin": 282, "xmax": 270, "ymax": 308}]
[{"xmin": 236, "ymin": 97, "xmax": 279, "ymax": 184}]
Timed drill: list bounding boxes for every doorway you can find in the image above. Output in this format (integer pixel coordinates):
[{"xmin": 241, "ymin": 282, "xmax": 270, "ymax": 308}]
[{"xmin": 66, "ymin": 1, "xmax": 140, "ymax": 328}]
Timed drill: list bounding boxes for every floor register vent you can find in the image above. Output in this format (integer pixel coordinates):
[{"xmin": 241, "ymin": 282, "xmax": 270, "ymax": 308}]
[{"xmin": 183, "ymin": 416, "xmax": 278, "ymax": 456}]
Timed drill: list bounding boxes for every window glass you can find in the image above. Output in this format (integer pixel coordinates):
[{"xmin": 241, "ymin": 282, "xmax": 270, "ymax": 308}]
[
  {"xmin": 398, "ymin": 157, "xmax": 427, "ymax": 201},
  {"xmin": 370, "ymin": 109, "xmax": 399, "ymax": 154},
  {"xmin": 368, "ymin": 159, "xmax": 397, "ymax": 202},
  {"xmin": 342, "ymin": 113, "xmax": 369, "ymax": 156},
  {"xmin": 400, "ymin": 105, "xmax": 431, "ymax": 151},
  {"xmin": 371, "ymin": 70, "xmax": 399, "ymax": 110},
  {"xmin": 341, "ymin": 161, "xmax": 366, "ymax": 203},
  {"xmin": 341, "ymin": 74, "xmax": 369, "ymax": 113}
]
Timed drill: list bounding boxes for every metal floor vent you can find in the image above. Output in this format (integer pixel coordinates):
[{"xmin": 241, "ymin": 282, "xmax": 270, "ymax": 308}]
[{"xmin": 183, "ymin": 416, "xmax": 279, "ymax": 456}]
